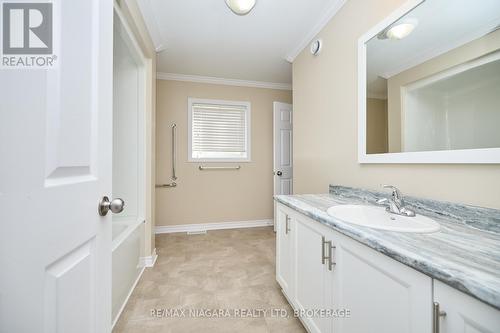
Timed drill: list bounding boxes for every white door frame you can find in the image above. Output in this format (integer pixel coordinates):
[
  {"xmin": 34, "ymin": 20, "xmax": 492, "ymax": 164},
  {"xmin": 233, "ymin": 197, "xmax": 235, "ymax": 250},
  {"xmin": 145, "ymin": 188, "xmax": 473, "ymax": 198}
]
[
  {"xmin": 111, "ymin": 3, "xmax": 153, "ymax": 327},
  {"xmin": 112, "ymin": 1, "xmax": 155, "ymax": 259},
  {"xmin": 113, "ymin": 2, "xmax": 147, "ymax": 227},
  {"xmin": 273, "ymin": 101, "xmax": 293, "ymax": 231}
]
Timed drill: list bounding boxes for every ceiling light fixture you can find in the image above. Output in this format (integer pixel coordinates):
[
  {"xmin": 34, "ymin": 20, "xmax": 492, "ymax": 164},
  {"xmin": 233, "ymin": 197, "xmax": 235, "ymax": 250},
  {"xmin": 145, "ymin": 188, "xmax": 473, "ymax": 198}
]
[
  {"xmin": 225, "ymin": 0, "xmax": 256, "ymax": 15},
  {"xmin": 378, "ymin": 18, "xmax": 418, "ymax": 40}
]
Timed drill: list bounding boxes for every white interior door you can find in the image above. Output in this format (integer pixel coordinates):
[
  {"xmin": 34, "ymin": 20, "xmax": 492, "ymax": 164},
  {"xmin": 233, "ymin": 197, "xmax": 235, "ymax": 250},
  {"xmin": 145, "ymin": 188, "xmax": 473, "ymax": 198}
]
[
  {"xmin": 0, "ymin": 1, "xmax": 114, "ymax": 332},
  {"xmin": 273, "ymin": 102, "xmax": 293, "ymax": 196}
]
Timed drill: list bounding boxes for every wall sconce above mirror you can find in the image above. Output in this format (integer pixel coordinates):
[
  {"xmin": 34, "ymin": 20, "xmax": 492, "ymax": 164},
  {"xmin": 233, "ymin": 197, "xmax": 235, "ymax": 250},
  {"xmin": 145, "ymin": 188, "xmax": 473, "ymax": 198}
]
[{"xmin": 358, "ymin": 0, "xmax": 500, "ymax": 163}]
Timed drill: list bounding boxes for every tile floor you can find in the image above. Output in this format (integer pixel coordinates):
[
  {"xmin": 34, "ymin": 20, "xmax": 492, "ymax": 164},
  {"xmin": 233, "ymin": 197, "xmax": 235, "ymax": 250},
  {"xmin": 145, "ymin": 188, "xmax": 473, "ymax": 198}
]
[{"xmin": 113, "ymin": 227, "xmax": 306, "ymax": 333}]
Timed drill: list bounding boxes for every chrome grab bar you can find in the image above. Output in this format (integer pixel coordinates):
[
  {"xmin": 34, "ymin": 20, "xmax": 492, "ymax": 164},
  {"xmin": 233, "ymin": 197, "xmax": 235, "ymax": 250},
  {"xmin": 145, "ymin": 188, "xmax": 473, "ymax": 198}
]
[
  {"xmin": 155, "ymin": 182, "xmax": 177, "ymax": 188},
  {"xmin": 156, "ymin": 123, "xmax": 178, "ymax": 189},
  {"xmin": 171, "ymin": 123, "xmax": 177, "ymax": 180},
  {"xmin": 198, "ymin": 165, "xmax": 241, "ymax": 170}
]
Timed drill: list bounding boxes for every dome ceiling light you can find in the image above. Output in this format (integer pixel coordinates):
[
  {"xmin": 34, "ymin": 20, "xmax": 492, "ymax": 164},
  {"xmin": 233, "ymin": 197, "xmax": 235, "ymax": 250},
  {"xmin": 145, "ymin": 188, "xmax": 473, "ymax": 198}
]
[
  {"xmin": 225, "ymin": 0, "xmax": 256, "ymax": 15},
  {"xmin": 378, "ymin": 18, "xmax": 418, "ymax": 40}
]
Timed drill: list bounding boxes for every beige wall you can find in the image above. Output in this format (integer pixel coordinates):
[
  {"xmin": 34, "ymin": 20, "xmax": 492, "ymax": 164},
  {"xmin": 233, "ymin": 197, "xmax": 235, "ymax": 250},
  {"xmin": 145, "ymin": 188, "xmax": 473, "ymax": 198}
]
[
  {"xmin": 387, "ymin": 29, "xmax": 500, "ymax": 152},
  {"xmin": 366, "ymin": 98, "xmax": 388, "ymax": 154},
  {"xmin": 292, "ymin": 0, "xmax": 500, "ymax": 209},
  {"xmin": 117, "ymin": 0, "xmax": 157, "ymax": 255},
  {"xmin": 156, "ymin": 80, "xmax": 292, "ymax": 225}
]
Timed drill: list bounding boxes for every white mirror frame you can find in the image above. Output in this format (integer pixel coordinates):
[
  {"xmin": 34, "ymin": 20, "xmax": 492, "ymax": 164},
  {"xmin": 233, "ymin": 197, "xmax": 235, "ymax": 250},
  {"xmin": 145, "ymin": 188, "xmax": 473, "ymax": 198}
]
[{"xmin": 357, "ymin": 0, "xmax": 500, "ymax": 164}]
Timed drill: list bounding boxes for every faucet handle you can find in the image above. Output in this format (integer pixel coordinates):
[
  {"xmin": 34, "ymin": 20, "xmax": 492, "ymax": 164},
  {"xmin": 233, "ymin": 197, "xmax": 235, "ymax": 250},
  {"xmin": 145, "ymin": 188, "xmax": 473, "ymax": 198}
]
[
  {"xmin": 382, "ymin": 185, "xmax": 403, "ymax": 202},
  {"xmin": 379, "ymin": 185, "xmax": 415, "ymax": 217},
  {"xmin": 376, "ymin": 197, "xmax": 390, "ymax": 211},
  {"xmin": 376, "ymin": 198, "xmax": 388, "ymax": 205}
]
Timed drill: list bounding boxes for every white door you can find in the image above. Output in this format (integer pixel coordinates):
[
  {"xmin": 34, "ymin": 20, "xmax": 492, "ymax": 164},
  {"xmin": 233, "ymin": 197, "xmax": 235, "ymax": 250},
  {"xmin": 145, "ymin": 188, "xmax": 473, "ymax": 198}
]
[
  {"xmin": 434, "ymin": 280, "xmax": 500, "ymax": 333},
  {"xmin": 273, "ymin": 102, "xmax": 293, "ymax": 196},
  {"xmin": 275, "ymin": 204, "xmax": 294, "ymax": 296},
  {"xmin": 0, "ymin": 1, "xmax": 114, "ymax": 332}
]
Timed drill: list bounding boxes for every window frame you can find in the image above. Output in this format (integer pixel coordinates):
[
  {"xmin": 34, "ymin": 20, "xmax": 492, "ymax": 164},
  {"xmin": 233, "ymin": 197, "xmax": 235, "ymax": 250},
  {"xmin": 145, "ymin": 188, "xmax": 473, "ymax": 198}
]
[{"xmin": 187, "ymin": 97, "xmax": 252, "ymax": 162}]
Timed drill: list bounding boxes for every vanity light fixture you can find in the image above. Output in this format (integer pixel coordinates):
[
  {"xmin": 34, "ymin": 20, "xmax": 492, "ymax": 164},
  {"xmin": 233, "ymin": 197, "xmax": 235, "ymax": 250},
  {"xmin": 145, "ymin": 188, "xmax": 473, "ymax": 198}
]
[
  {"xmin": 225, "ymin": 0, "xmax": 256, "ymax": 15},
  {"xmin": 379, "ymin": 18, "xmax": 418, "ymax": 40}
]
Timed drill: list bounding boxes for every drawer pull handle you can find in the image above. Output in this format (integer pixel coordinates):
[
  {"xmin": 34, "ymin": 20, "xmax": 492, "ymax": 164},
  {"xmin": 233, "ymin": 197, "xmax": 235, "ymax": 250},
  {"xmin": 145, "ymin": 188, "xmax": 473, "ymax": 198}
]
[
  {"xmin": 433, "ymin": 302, "xmax": 446, "ymax": 333},
  {"xmin": 285, "ymin": 215, "xmax": 291, "ymax": 234},
  {"xmin": 322, "ymin": 237, "xmax": 331, "ymax": 265},
  {"xmin": 328, "ymin": 242, "xmax": 336, "ymax": 271}
]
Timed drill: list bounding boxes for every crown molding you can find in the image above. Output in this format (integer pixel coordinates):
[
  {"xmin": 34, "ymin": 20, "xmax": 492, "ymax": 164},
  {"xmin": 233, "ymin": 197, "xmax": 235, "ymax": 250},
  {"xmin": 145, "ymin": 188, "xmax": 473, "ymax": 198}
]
[
  {"xmin": 156, "ymin": 72, "xmax": 292, "ymax": 91},
  {"xmin": 284, "ymin": 0, "xmax": 347, "ymax": 63},
  {"xmin": 136, "ymin": 0, "xmax": 165, "ymax": 52}
]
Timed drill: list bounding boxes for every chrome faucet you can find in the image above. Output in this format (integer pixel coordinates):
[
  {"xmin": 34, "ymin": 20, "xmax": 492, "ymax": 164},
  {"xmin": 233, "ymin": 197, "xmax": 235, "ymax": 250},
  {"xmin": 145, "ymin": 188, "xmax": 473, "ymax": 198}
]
[{"xmin": 377, "ymin": 185, "xmax": 416, "ymax": 217}]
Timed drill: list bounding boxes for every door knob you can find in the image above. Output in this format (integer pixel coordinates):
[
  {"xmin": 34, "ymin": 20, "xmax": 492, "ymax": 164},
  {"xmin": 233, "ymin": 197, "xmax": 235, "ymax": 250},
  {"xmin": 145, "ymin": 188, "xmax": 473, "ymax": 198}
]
[
  {"xmin": 98, "ymin": 196, "xmax": 125, "ymax": 216},
  {"xmin": 276, "ymin": 171, "xmax": 283, "ymax": 176}
]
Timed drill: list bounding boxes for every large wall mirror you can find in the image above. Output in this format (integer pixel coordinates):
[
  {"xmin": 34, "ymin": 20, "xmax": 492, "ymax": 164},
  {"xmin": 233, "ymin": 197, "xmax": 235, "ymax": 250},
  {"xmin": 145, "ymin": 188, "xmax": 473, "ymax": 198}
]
[{"xmin": 358, "ymin": 0, "xmax": 500, "ymax": 163}]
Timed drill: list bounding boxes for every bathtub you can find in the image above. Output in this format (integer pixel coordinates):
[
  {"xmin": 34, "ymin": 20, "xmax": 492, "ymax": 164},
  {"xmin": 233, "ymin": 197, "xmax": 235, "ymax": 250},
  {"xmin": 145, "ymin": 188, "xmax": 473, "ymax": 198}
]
[{"xmin": 111, "ymin": 219, "xmax": 145, "ymax": 327}]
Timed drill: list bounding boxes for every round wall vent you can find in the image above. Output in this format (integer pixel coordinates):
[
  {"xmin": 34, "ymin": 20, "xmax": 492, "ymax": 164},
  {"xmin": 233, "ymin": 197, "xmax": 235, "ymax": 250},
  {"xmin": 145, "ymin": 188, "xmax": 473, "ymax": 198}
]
[{"xmin": 310, "ymin": 39, "xmax": 322, "ymax": 56}]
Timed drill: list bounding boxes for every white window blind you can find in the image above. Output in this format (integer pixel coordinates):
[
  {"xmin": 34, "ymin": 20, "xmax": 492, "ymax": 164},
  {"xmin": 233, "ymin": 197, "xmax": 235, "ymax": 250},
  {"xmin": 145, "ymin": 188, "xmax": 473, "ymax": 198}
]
[{"xmin": 189, "ymin": 99, "xmax": 250, "ymax": 161}]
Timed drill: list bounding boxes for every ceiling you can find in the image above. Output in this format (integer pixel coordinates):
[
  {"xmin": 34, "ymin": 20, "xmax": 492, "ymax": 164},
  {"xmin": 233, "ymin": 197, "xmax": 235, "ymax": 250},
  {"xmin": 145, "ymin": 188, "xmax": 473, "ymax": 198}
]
[
  {"xmin": 137, "ymin": 0, "xmax": 346, "ymax": 84},
  {"xmin": 366, "ymin": 0, "xmax": 500, "ymax": 98}
]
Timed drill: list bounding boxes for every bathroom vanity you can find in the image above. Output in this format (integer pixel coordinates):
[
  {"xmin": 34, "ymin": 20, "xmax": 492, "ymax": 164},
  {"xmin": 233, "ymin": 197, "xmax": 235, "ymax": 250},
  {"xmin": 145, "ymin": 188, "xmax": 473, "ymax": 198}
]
[
  {"xmin": 275, "ymin": 186, "xmax": 500, "ymax": 333},
  {"xmin": 285, "ymin": 1, "xmax": 500, "ymax": 330}
]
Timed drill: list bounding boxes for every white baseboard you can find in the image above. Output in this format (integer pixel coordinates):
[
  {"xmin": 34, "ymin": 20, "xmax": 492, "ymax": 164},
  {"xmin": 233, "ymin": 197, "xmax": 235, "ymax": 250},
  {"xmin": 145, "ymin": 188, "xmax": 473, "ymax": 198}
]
[
  {"xmin": 139, "ymin": 248, "xmax": 158, "ymax": 268},
  {"xmin": 155, "ymin": 219, "xmax": 274, "ymax": 234}
]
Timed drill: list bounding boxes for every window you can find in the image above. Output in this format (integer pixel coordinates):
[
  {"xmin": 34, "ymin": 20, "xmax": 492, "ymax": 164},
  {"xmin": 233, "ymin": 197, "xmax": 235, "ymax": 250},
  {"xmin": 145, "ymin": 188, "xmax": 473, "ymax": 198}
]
[{"xmin": 188, "ymin": 98, "xmax": 251, "ymax": 162}]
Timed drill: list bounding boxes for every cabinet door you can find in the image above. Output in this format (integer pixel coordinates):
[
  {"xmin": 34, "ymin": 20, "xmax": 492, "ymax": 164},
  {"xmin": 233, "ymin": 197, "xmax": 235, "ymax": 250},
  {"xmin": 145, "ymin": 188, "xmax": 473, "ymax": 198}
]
[
  {"xmin": 276, "ymin": 204, "xmax": 294, "ymax": 297},
  {"xmin": 434, "ymin": 280, "xmax": 500, "ymax": 333},
  {"xmin": 331, "ymin": 230, "xmax": 432, "ymax": 333},
  {"xmin": 295, "ymin": 216, "xmax": 332, "ymax": 333}
]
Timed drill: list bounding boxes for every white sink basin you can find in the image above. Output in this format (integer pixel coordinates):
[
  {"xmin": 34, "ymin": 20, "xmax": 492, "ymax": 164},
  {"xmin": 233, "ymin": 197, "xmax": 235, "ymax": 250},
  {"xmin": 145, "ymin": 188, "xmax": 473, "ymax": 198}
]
[{"xmin": 326, "ymin": 205, "xmax": 440, "ymax": 233}]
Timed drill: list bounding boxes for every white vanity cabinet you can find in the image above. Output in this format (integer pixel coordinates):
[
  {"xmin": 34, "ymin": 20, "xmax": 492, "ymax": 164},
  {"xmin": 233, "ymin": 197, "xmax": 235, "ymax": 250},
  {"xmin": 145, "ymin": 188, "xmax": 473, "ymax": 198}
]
[
  {"xmin": 433, "ymin": 280, "xmax": 500, "ymax": 333},
  {"xmin": 276, "ymin": 204, "xmax": 295, "ymax": 298},
  {"xmin": 276, "ymin": 203, "xmax": 433, "ymax": 333},
  {"xmin": 276, "ymin": 202, "xmax": 500, "ymax": 333},
  {"xmin": 294, "ymin": 214, "xmax": 335, "ymax": 333},
  {"xmin": 330, "ymin": 227, "xmax": 432, "ymax": 333}
]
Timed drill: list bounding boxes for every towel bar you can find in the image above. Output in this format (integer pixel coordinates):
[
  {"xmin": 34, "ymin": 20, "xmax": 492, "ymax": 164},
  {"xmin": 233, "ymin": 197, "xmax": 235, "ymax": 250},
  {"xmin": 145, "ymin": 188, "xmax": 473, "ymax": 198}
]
[{"xmin": 198, "ymin": 165, "xmax": 241, "ymax": 170}]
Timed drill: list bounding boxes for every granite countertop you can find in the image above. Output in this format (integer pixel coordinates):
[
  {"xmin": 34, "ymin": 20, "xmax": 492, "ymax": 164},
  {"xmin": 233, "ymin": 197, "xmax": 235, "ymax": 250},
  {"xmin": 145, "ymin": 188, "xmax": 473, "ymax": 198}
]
[{"xmin": 274, "ymin": 185, "xmax": 500, "ymax": 310}]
